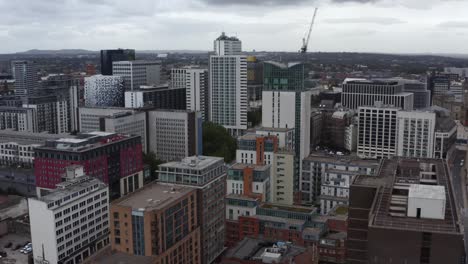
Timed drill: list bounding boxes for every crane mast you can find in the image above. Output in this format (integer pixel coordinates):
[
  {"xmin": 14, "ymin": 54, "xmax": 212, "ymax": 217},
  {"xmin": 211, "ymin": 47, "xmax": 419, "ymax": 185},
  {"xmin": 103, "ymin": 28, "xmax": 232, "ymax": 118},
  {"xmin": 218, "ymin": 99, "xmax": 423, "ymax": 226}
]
[{"xmin": 300, "ymin": 8, "xmax": 318, "ymax": 54}]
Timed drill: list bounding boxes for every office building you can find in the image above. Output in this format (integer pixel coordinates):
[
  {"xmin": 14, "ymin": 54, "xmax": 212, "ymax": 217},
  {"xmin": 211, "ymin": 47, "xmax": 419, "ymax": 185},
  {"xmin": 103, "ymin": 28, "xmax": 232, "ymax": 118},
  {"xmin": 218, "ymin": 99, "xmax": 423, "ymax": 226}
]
[
  {"xmin": 100, "ymin": 49, "xmax": 135, "ymax": 75},
  {"xmin": 110, "ymin": 183, "xmax": 201, "ymax": 263},
  {"xmin": 170, "ymin": 67, "xmax": 188, "ymax": 89},
  {"xmin": 124, "ymin": 85, "xmax": 186, "ymax": 110},
  {"xmin": 34, "ymin": 132, "xmax": 143, "ymax": 199},
  {"xmin": 341, "ymin": 79, "xmax": 413, "ymax": 110},
  {"xmin": 262, "ymin": 61, "xmax": 311, "ymax": 204},
  {"xmin": 444, "ymin": 67, "xmax": 468, "ymax": 78},
  {"xmin": 84, "ymin": 75, "xmax": 124, "ymax": 107},
  {"xmin": 0, "ymin": 130, "xmax": 66, "ymax": 167},
  {"xmin": 29, "ymin": 165, "xmax": 109, "ymax": 264},
  {"xmin": 321, "ymin": 110, "xmax": 354, "ymax": 150},
  {"xmin": 397, "ymin": 111, "xmax": 436, "ymax": 158},
  {"xmin": 357, "ymin": 104, "xmax": 399, "ymax": 159},
  {"xmin": 400, "ymin": 79, "xmax": 431, "ymax": 109},
  {"xmin": 227, "ymin": 163, "xmax": 271, "ymax": 202},
  {"xmin": 209, "ymin": 33, "xmax": 248, "ymax": 136},
  {"xmin": 301, "ymin": 153, "xmax": 379, "ymax": 213},
  {"xmin": 450, "ymin": 81, "xmax": 464, "ymax": 102},
  {"xmin": 148, "ymin": 110, "xmax": 202, "ymax": 162},
  {"xmin": 347, "ymin": 158, "xmax": 464, "ymax": 264},
  {"xmin": 78, "ymin": 107, "xmax": 132, "ymax": 132},
  {"xmin": 157, "ymin": 156, "xmax": 226, "ymax": 264},
  {"xmin": 247, "ymin": 56, "xmax": 263, "ymax": 109},
  {"xmin": 99, "ymin": 111, "xmax": 148, "ymax": 153},
  {"xmin": 0, "ymin": 106, "xmax": 36, "ymax": 132},
  {"xmin": 112, "ymin": 60, "xmax": 161, "ymax": 91},
  {"xmin": 11, "ymin": 60, "xmax": 38, "ymax": 97}
]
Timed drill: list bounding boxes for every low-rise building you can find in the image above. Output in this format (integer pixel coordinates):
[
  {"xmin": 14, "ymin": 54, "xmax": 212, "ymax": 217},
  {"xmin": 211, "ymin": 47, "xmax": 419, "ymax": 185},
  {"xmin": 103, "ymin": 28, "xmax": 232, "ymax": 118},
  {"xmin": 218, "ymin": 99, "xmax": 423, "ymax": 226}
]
[
  {"xmin": 301, "ymin": 153, "xmax": 379, "ymax": 214},
  {"xmin": 227, "ymin": 163, "xmax": 271, "ymax": 202}
]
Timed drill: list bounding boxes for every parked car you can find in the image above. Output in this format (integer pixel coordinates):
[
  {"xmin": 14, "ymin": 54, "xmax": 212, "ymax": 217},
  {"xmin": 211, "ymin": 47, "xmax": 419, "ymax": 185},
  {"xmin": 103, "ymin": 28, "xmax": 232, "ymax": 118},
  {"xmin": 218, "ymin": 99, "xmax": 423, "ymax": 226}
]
[
  {"xmin": 22, "ymin": 241, "xmax": 30, "ymax": 247},
  {"xmin": 22, "ymin": 247, "xmax": 32, "ymax": 254},
  {"xmin": 20, "ymin": 243, "xmax": 32, "ymax": 254},
  {"xmin": 4, "ymin": 242, "xmax": 12, "ymax": 248}
]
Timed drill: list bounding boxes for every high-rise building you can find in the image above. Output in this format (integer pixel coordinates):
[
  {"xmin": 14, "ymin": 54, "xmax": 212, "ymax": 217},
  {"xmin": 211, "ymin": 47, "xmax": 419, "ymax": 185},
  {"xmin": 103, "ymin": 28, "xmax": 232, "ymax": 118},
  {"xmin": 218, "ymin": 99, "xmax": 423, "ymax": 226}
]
[
  {"xmin": 247, "ymin": 56, "xmax": 263, "ymax": 109},
  {"xmin": 341, "ymin": 79, "xmax": 414, "ymax": 110},
  {"xmin": 171, "ymin": 67, "xmax": 209, "ymax": 121},
  {"xmin": 301, "ymin": 153, "xmax": 379, "ymax": 213},
  {"xmin": 157, "ymin": 156, "xmax": 226, "ymax": 264},
  {"xmin": 124, "ymin": 85, "xmax": 186, "ymax": 109},
  {"xmin": 147, "ymin": 110, "xmax": 202, "ymax": 161},
  {"xmin": 347, "ymin": 158, "xmax": 464, "ymax": 264},
  {"xmin": 84, "ymin": 75, "xmax": 124, "ymax": 107},
  {"xmin": 186, "ymin": 68, "xmax": 209, "ymax": 121},
  {"xmin": 357, "ymin": 104, "xmax": 399, "ymax": 159},
  {"xmin": 262, "ymin": 61, "xmax": 311, "ymax": 204},
  {"xmin": 110, "ymin": 183, "xmax": 201, "ymax": 263},
  {"xmin": 100, "ymin": 49, "xmax": 135, "ymax": 76},
  {"xmin": 397, "ymin": 111, "xmax": 436, "ymax": 158},
  {"xmin": 34, "ymin": 131, "xmax": 143, "ymax": 199},
  {"xmin": 112, "ymin": 60, "xmax": 161, "ymax": 90},
  {"xmin": 213, "ymin": 32, "xmax": 242, "ymax": 56},
  {"xmin": 209, "ymin": 33, "xmax": 247, "ymax": 136},
  {"xmin": 11, "ymin": 60, "xmax": 38, "ymax": 97},
  {"xmin": 29, "ymin": 165, "xmax": 109, "ymax": 264}
]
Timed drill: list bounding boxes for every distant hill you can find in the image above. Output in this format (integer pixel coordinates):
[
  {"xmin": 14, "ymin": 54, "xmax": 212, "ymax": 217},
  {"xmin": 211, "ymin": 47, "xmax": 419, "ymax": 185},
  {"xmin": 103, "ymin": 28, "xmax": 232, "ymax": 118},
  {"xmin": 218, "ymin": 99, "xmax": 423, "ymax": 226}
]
[
  {"xmin": 16, "ymin": 49, "xmax": 98, "ymax": 55},
  {"xmin": 12, "ymin": 49, "xmax": 208, "ymax": 55}
]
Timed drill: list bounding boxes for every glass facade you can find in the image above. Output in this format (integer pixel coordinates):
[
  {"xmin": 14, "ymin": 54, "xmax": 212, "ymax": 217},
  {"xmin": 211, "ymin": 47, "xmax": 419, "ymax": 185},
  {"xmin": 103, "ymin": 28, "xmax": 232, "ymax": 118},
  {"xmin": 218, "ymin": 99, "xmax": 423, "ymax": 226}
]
[{"xmin": 131, "ymin": 211, "xmax": 145, "ymax": 256}]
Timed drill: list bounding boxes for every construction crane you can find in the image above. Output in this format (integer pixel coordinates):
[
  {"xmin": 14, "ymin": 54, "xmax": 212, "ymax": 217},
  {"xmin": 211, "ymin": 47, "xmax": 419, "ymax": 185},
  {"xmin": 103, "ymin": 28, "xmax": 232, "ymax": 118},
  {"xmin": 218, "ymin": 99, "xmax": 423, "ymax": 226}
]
[{"xmin": 300, "ymin": 8, "xmax": 318, "ymax": 54}]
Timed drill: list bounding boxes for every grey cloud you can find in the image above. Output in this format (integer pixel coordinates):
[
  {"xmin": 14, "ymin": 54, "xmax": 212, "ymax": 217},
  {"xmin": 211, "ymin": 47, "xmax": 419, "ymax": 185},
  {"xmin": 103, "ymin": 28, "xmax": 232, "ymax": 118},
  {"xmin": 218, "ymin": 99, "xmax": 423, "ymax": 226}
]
[
  {"xmin": 198, "ymin": 0, "xmax": 378, "ymax": 6},
  {"xmin": 438, "ymin": 21, "xmax": 468, "ymax": 28},
  {"xmin": 325, "ymin": 17, "xmax": 406, "ymax": 25}
]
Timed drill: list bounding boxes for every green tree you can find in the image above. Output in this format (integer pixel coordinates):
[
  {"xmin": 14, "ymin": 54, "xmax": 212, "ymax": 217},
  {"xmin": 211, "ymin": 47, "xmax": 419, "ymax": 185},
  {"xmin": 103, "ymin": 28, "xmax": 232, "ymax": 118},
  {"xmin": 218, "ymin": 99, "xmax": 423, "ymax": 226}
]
[
  {"xmin": 143, "ymin": 151, "xmax": 164, "ymax": 181},
  {"xmin": 202, "ymin": 122, "xmax": 237, "ymax": 163}
]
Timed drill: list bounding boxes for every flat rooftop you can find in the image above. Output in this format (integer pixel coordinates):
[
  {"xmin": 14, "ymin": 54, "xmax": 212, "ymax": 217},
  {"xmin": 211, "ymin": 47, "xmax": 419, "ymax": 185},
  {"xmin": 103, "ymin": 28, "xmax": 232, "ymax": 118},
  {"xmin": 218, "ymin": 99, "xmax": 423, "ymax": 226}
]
[
  {"xmin": 409, "ymin": 184, "xmax": 445, "ymax": 200},
  {"xmin": 160, "ymin": 156, "xmax": 224, "ymax": 171},
  {"xmin": 115, "ymin": 183, "xmax": 195, "ymax": 211},
  {"xmin": 224, "ymin": 237, "xmax": 306, "ymax": 262},
  {"xmin": 358, "ymin": 158, "xmax": 461, "ymax": 234},
  {"xmin": 230, "ymin": 163, "xmax": 270, "ymax": 171},
  {"xmin": 256, "ymin": 127, "xmax": 294, "ymax": 132},
  {"xmin": 260, "ymin": 203, "xmax": 315, "ymax": 214},
  {"xmin": 305, "ymin": 152, "xmax": 380, "ymax": 168}
]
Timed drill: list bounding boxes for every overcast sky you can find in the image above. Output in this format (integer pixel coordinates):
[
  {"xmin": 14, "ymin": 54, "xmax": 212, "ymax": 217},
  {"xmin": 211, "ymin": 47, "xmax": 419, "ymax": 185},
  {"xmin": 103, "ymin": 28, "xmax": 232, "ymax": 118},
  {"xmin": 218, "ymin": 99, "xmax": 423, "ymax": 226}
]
[{"xmin": 1, "ymin": 0, "xmax": 468, "ymax": 54}]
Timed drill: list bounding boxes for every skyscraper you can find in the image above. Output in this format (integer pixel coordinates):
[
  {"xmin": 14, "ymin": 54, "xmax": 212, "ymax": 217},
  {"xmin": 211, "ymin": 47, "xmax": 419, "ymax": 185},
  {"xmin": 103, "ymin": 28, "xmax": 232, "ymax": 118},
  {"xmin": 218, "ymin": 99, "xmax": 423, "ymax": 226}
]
[
  {"xmin": 262, "ymin": 61, "xmax": 311, "ymax": 203},
  {"xmin": 209, "ymin": 33, "xmax": 247, "ymax": 136},
  {"xmin": 84, "ymin": 75, "xmax": 124, "ymax": 107},
  {"xmin": 112, "ymin": 60, "xmax": 161, "ymax": 90},
  {"xmin": 172, "ymin": 67, "xmax": 209, "ymax": 121},
  {"xmin": 11, "ymin": 60, "xmax": 39, "ymax": 97},
  {"xmin": 100, "ymin": 49, "xmax": 135, "ymax": 75}
]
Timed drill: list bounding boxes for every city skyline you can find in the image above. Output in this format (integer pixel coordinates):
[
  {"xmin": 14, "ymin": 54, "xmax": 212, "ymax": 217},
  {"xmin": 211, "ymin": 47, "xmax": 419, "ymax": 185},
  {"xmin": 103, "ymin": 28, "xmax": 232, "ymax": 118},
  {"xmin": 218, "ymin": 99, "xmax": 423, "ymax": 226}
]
[{"xmin": 1, "ymin": 0, "xmax": 468, "ymax": 54}]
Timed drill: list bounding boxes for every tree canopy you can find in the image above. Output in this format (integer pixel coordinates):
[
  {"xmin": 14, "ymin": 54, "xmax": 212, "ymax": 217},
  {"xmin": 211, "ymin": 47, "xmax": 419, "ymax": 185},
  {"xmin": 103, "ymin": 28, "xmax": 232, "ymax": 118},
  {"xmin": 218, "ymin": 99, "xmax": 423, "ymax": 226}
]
[{"xmin": 202, "ymin": 122, "xmax": 237, "ymax": 163}]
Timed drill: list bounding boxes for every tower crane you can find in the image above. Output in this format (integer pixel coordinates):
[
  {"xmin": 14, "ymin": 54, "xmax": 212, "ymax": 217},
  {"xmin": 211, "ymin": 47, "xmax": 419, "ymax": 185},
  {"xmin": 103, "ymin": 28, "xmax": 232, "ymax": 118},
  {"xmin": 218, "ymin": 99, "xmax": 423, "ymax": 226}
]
[{"xmin": 300, "ymin": 8, "xmax": 318, "ymax": 54}]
